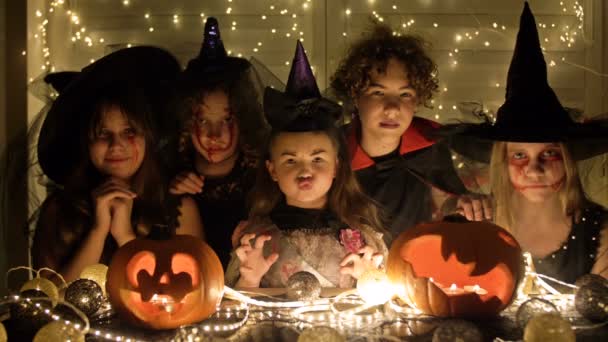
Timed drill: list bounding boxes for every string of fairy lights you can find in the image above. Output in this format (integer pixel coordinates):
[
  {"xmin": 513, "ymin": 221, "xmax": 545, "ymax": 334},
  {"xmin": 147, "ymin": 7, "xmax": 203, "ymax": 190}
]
[
  {"xmin": 3, "ymin": 256, "xmax": 600, "ymax": 342},
  {"xmin": 28, "ymin": 1, "xmax": 590, "ymax": 122}
]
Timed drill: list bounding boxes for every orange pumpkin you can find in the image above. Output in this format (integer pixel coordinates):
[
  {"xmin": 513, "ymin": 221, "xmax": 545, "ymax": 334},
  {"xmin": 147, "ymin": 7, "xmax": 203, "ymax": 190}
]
[
  {"xmin": 387, "ymin": 219, "xmax": 524, "ymax": 317},
  {"xmin": 107, "ymin": 234, "xmax": 224, "ymax": 329}
]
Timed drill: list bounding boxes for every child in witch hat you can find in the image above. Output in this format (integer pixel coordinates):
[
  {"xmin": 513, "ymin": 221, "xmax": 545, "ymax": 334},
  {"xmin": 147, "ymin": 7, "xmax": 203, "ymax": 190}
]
[
  {"xmin": 170, "ymin": 18, "xmax": 269, "ymax": 268},
  {"xmin": 443, "ymin": 2, "xmax": 608, "ymax": 283},
  {"xmin": 225, "ymin": 41, "xmax": 387, "ymax": 288},
  {"xmin": 330, "ymin": 24, "xmax": 490, "ymax": 243},
  {"xmin": 32, "ymin": 46, "xmax": 204, "ymax": 282}
]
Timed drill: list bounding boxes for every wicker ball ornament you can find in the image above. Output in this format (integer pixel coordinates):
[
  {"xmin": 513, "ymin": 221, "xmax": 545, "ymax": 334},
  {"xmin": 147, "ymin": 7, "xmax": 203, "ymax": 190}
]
[
  {"xmin": 432, "ymin": 319, "xmax": 483, "ymax": 342},
  {"xmin": 64, "ymin": 279, "xmax": 104, "ymax": 317},
  {"xmin": 298, "ymin": 326, "xmax": 345, "ymax": 342},
  {"xmin": 286, "ymin": 272, "xmax": 321, "ymax": 301},
  {"xmin": 33, "ymin": 321, "xmax": 85, "ymax": 342},
  {"xmin": 574, "ymin": 275, "xmax": 608, "ymax": 322},
  {"xmin": 516, "ymin": 297, "xmax": 559, "ymax": 328},
  {"xmin": 523, "ymin": 313, "xmax": 575, "ymax": 342}
]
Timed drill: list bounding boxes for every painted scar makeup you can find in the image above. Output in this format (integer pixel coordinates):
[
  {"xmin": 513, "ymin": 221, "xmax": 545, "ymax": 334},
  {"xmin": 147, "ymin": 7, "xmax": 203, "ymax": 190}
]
[
  {"xmin": 195, "ymin": 121, "xmax": 236, "ymax": 162},
  {"xmin": 128, "ymin": 136, "xmax": 139, "ymax": 172},
  {"xmin": 511, "ymin": 177, "xmax": 565, "ymax": 192},
  {"xmin": 509, "ymin": 151, "xmax": 564, "ymax": 192}
]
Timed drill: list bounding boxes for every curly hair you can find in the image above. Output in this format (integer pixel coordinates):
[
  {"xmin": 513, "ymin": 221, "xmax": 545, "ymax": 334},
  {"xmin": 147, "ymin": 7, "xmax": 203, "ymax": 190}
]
[
  {"xmin": 174, "ymin": 67, "xmax": 268, "ymax": 170},
  {"xmin": 331, "ymin": 23, "xmax": 439, "ymax": 108}
]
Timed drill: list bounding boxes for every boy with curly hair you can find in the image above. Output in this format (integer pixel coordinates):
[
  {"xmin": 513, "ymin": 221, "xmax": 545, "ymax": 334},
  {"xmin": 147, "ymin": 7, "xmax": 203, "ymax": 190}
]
[{"xmin": 331, "ymin": 24, "xmax": 490, "ymax": 241}]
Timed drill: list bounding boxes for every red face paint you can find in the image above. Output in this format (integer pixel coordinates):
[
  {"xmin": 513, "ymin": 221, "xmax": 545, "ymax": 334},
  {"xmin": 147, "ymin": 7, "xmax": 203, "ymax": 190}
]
[
  {"xmin": 509, "ymin": 149, "xmax": 565, "ymax": 193},
  {"xmin": 128, "ymin": 135, "xmax": 139, "ymax": 175},
  {"xmin": 195, "ymin": 119, "xmax": 237, "ymax": 163}
]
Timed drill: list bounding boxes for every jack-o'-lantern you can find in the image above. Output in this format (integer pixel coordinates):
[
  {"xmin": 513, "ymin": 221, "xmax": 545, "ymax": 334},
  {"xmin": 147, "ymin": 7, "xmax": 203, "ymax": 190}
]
[
  {"xmin": 387, "ymin": 217, "xmax": 524, "ymax": 317},
  {"xmin": 107, "ymin": 233, "xmax": 224, "ymax": 329}
]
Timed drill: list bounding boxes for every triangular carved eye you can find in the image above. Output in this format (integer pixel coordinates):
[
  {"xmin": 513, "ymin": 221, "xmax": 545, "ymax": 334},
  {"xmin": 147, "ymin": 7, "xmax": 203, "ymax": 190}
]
[{"xmin": 126, "ymin": 251, "xmax": 156, "ymax": 288}]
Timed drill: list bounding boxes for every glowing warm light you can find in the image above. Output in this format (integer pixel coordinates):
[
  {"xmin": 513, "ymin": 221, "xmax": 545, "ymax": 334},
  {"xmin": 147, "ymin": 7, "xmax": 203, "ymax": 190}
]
[{"xmin": 356, "ymin": 270, "xmax": 394, "ymax": 305}]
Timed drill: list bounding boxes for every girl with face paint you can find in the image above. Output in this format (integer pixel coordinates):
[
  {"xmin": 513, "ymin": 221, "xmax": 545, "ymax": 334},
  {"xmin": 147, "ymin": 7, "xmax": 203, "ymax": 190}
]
[
  {"xmin": 32, "ymin": 47, "xmax": 203, "ymax": 283},
  {"xmin": 170, "ymin": 18, "xmax": 269, "ymax": 268},
  {"xmin": 488, "ymin": 141, "xmax": 608, "ymax": 283},
  {"xmin": 443, "ymin": 2, "xmax": 608, "ymax": 284}
]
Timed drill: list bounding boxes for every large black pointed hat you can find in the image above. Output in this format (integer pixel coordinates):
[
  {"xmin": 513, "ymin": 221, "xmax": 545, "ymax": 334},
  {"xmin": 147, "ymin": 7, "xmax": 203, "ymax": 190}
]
[
  {"xmin": 183, "ymin": 17, "xmax": 250, "ymax": 80},
  {"xmin": 44, "ymin": 72, "xmax": 80, "ymax": 94},
  {"xmin": 264, "ymin": 40, "xmax": 341, "ymax": 132},
  {"xmin": 444, "ymin": 2, "xmax": 608, "ymax": 162},
  {"xmin": 38, "ymin": 46, "xmax": 181, "ymax": 185}
]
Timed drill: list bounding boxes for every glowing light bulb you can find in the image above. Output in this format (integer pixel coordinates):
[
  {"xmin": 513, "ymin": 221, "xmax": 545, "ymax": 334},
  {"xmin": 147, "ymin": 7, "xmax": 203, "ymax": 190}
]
[{"xmin": 357, "ymin": 270, "xmax": 393, "ymax": 305}]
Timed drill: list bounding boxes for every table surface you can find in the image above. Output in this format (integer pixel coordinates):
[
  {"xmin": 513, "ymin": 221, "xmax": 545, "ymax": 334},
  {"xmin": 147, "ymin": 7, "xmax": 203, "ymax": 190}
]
[{"xmin": 80, "ymin": 288, "xmax": 608, "ymax": 342}]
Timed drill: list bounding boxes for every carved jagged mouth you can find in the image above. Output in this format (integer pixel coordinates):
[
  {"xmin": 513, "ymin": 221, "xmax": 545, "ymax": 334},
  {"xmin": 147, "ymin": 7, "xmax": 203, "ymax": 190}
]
[{"xmin": 136, "ymin": 270, "xmax": 195, "ymax": 302}]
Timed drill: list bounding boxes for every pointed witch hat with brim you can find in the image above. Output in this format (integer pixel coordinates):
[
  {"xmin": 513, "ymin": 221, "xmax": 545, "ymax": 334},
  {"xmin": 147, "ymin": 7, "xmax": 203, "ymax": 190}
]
[
  {"xmin": 182, "ymin": 17, "xmax": 251, "ymax": 84},
  {"xmin": 264, "ymin": 40, "xmax": 342, "ymax": 132},
  {"xmin": 443, "ymin": 2, "xmax": 608, "ymax": 163},
  {"xmin": 37, "ymin": 46, "xmax": 181, "ymax": 185}
]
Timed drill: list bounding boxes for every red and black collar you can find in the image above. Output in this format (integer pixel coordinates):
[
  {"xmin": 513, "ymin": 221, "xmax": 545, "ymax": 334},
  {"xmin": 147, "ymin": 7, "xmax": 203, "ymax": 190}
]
[{"xmin": 348, "ymin": 117, "xmax": 441, "ymax": 171}]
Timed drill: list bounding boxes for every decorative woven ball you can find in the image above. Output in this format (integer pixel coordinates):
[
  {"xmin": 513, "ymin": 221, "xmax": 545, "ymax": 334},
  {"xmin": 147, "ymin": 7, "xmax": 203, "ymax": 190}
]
[
  {"xmin": 286, "ymin": 272, "xmax": 321, "ymax": 301},
  {"xmin": 523, "ymin": 313, "xmax": 575, "ymax": 342},
  {"xmin": 64, "ymin": 279, "xmax": 104, "ymax": 317},
  {"xmin": 432, "ymin": 319, "xmax": 483, "ymax": 342},
  {"xmin": 516, "ymin": 297, "xmax": 559, "ymax": 328},
  {"xmin": 575, "ymin": 276, "xmax": 608, "ymax": 322},
  {"xmin": 79, "ymin": 263, "xmax": 109, "ymax": 295},
  {"xmin": 33, "ymin": 321, "xmax": 85, "ymax": 342},
  {"xmin": 9, "ymin": 290, "xmax": 53, "ymax": 336},
  {"xmin": 356, "ymin": 269, "xmax": 393, "ymax": 305},
  {"xmin": 298, "ymin": 326, "xmax": 345, "ymax": 342},
  {"xmin": 20, "ymin": 277, "xmax": 59, "ymax": 306},
  {"xmin": 575, "ymin": 274, "xmax": 608, "ymax": 288}
]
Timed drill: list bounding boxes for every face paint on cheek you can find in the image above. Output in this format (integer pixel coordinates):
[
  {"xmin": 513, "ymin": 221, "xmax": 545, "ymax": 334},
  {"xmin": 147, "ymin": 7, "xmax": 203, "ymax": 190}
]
[
  {"xmin": 193, "ymin": 122, "xmax": 213, "ymax": 161},
  {"xmin": 128, "ymin": 136, "xmax": 139, "ymax": 173},
  {"xmin": 508, "ymin": 158, "xmax": 528, "ymax": 192},
  {"xmin": 550, "ymin": 176, "xmax": 565, "ymax": 191},
  {"xmin": 200, "ymin": 121, "xmax": 236, "ymax": 163}
]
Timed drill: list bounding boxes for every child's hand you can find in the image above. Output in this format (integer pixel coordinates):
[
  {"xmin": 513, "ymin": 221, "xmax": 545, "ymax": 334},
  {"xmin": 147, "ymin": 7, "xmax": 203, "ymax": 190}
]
[
  {"xmin": 456, "ymin": 195, "xmax": 492, "ymax": 221},
  {"xmin": 339, "ymin": 246, "xmax": 383, "ymax": 280},
  {"xmin": 235, "ymin": 233, "xmax": 279, "ymax": 287},
  {"xmin": 91, "ymin": 179, "xmax": 137, "ymax": 236},
  {"xmin": 231, "ymin": 220, "xmax": 249, "ymax": 248},
  {"xmin": 108, "ymin": 178, "xmax": 136, "ymax": 246},
  {"xmin": 169, "ymin": 171, "xmax": 204, "ymax": 195}
]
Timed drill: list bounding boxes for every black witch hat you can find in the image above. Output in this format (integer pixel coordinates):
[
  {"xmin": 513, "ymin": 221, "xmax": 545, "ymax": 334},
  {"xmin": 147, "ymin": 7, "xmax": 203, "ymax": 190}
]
[
  {"xmin": 445, "ymin": 2, "xmax": 608, "ymax": 162},
  {"xmin": 43, "ymin": 72, "xmax": 80, "ymax": 94},
  {"xmin": 37, "ymin": 46, "xmax": 181, "ymax": 185},
  {"xmin": 182, "ymin": 17, "xmax": 250, "ymax": 82},
  {"xmin": 264, "ymin": 40, "xmax": 341, "ymax": 132}
]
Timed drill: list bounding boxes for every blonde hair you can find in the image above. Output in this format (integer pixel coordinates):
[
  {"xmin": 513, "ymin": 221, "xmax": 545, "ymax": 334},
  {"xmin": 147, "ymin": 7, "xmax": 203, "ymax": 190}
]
[{"xmin": 490, "ymin": 141, "xmax": 584, "ymax": 230}]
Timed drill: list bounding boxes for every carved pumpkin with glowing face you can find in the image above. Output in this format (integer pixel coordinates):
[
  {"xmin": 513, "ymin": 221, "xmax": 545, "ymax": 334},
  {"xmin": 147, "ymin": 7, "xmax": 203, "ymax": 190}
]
[
  {"xmin": 107, "ymin": 235, "xmax": 224, "ymax": 329},
  {"xmin": 387, "ymin": 219, "xmax": 524, "ymax": 317}
]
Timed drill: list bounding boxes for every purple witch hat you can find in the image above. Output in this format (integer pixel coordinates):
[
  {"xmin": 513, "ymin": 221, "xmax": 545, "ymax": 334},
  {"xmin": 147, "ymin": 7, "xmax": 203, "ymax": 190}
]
[
  {"xmin": 264, "ymin": 40, "xmax": 341, "ymax": 131},
  {"xmin": 184, "ymin": 17, "xmax": 249, "ymax": 78},
  {"xmin": 443, "ymin": 1, "xmax": 608, "ymax": 162}
]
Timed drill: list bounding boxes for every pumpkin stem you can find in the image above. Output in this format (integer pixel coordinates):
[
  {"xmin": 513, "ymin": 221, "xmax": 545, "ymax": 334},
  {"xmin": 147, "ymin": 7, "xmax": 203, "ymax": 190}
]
[
  {"xmin": 442, "ymin": 214, "xmax": 469, "ymax": 223},
  {"xmin": 147, "ymin": 223, "xmax": 173, "ymax": 240}
]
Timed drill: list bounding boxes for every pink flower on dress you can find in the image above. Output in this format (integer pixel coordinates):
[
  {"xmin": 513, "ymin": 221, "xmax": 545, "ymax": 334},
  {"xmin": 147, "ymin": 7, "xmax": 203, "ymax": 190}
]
[{"xmin": 339, "ymin": 228, "xmax": 366, "ymax": 254}]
